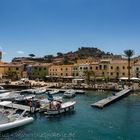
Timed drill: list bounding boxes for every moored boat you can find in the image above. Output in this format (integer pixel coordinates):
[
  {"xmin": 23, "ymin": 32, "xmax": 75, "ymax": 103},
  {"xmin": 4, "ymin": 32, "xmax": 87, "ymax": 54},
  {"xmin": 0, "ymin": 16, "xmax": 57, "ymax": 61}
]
[
  {"xmin": 44, "ymin": 101, "xmax": 76, "ymax": 116},
  {"xmin": 49, "ymin": 89, "xmax": 60, "ymax": 95},
  {"xmin": 63, "ymin": 89, "xmax": 76, "ymax": 98},
  {"xmin": 0, "ymin": 109, "xmax": 34, "ymax": 132}
]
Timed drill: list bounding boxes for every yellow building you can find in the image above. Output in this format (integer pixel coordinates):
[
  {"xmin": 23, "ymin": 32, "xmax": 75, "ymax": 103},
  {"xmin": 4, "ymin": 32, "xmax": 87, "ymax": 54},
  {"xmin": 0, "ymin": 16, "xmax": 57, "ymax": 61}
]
[
  {"xmin": 76, "ymin": 57, "xmax": 99, "ymax": 64},
  {"xmin": 0, "ymin": 62, "xmax": 6, "ymax": 79},
  {"xmin": 109, "ymin": 60, "xmax": 129, "ymax": 79},
  {"xmin": 89, "ymin": 59, "xmax": 130, "ymax": 80},
  {"xmin": 4, "ymin": 63, "xmax": 24, "ymax": 80},
  {"xmin": 48, "ymin": 64, "xmax": 73, "ymax": 77},
  {"xmin": 132, "ymin": 61, "xmax": 140, "ymax": 78}
]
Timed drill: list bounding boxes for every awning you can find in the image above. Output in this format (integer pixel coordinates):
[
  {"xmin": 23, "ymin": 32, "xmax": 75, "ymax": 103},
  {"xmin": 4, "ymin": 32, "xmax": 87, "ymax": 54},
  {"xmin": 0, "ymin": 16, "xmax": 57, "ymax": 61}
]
[
  {"xmin": 130, "ymin": 77, "xmax": 140, "ymax": 80},
  {"xmin": 119, "ymin": 77, "xmax": 128, "ymax": 80}
]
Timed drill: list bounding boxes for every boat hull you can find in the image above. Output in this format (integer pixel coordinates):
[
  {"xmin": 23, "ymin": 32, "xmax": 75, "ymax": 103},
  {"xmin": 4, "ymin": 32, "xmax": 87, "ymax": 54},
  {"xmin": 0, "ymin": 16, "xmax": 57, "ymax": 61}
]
[
  {"xmin": 0, "ymin": 117, "xmax": 34, "ymax": 132},
  {"xmin": 44, "ymin": 101, "xmax": 76, "ymax": 115}
]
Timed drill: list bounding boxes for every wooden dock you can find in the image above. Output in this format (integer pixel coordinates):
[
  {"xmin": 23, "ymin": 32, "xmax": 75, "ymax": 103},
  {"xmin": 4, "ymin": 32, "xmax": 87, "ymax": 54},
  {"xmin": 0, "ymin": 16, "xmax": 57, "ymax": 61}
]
[
  {"xmin": 0, "ymin": 101, "xmax": 39, "ymax": 112},
  {"xmin": 91, "ymin": 89, "xmax": 131, "ymax": 108}
]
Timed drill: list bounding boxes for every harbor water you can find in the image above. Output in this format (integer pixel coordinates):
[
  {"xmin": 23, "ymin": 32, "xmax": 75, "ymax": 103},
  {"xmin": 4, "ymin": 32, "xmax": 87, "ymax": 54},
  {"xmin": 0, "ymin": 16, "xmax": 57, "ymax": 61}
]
[{"xmin": 0, "ymin": 90, "xmax": 140, "ymax": 140}]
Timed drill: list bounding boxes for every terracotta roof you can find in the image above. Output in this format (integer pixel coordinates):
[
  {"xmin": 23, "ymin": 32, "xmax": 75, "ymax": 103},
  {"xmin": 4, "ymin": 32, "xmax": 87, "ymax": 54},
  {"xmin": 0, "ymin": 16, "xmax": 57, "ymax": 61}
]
[
  {"xmin": 110, "ymin": 60, "xmax": 128, "ymax": 64},
  {"xmin": 31, "ymin": 63, "xmax": 52, "ymax": 67}
]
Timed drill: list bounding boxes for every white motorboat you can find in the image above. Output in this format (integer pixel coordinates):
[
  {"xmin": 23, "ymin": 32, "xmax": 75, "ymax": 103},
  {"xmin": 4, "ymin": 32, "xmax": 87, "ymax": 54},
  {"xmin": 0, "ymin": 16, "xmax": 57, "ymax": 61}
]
[
  {"xmin": 44, "ymin": 101, "xmax": 76, "ymax": 115},
  {"xmin": 75, "ymin": 90, "xmax": 85, "ymax": 94},
  {"xmin": 0, "ymin": 86, "xmax": 4, "ymax": 90},
  {"xmin": 20, "ymin": 88, "xmax": 46, "ymax": 95},
  {"xmin": 34, "ymin": 88, "xmax": 47, "ymax": 94},
  {"xmin": 0, "ymin": 89, "xmax": 11, "ymax": 94},
  {"xmin": 0, "ymin": 92, "xmax": 11, "ymax": 98},
  {"xmin": 0, "ymin": 91, "xmax": 20, "ymax": 101},
  {"xmin": 49, "ymin": 89, "xmax": 60, "ymax": 95},
  {"xmin": 63, "ymin": 89, "xmax": 76, "ymax": 98},
  {"xmin": 0, "ymin": 107, "xmax": 33, "ymax": 131},
  {"xmin": 15, "ymin": 94, "xmax": 36, "ymax": 102}
]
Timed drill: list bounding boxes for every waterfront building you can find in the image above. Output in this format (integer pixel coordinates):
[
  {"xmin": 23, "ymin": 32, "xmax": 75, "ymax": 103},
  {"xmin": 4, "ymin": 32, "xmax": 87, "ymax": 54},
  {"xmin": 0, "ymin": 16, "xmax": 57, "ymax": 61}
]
[
  {"xmin": 89, "ymin": 59, "xmax": 130, "ymax": 81},
  {"xmin": 0, "ymin": 62, "xmax": 6, "ymax": 79},
  {"xmin": 31, "ymin": 63, "xmax": 51, "ymax": 80},
  {"xmin": 132, "ymin": 61, "xmax": 140, "ymax": 78},
  {"xmin": 4, "ymin": 63, "xmax": 25, "ymax": 80},
  {"xmin": 78, "ymin": 63, "xmax": 90, "ymax": 78},
  {"xmin": 109, "ymin": 60, "xmax": 129, "ymax": 80},
  {"xmin": 76, "ymin": 57, "xmax": 98, "ymax": 64},
  {"xmin": 72, "ymin": 64, "xmax": 79, "ymax": 78},
  {"xmin": 48, "ymin": 64, "xmax": 73, "ymax": 77}
]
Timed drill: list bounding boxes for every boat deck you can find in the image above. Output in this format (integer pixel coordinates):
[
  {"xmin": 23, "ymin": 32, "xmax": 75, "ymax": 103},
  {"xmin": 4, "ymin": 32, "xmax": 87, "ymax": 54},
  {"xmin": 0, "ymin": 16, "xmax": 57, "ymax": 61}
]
[{"xmin": 0, "ymin": 101, "xmax": 39, "ymax": 112}]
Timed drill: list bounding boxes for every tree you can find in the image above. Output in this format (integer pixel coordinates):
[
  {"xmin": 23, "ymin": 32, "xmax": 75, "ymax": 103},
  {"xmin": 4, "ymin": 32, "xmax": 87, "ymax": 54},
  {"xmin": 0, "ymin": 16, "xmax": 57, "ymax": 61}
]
[
  {"xmin": 6, "ymin": 71, "xmax": 19, "ymax": 81},
  {"xmin": 44, "ymin": 55, "xmax": 53, "ymax": 62},
  {"xmin": 29, "ymin": 54, "xmax": 35, "ymax": 58},
  {"xmin": 124, "ymin": 49, "xmax": 134, "ymax": 87},
  {"xmin": 57, "ymin": 52, "xmax": 63, "ymax": 57},
  {"xmin": 83, "ymin": 70, "xmax": 95, "ymax": 86},
  {"xmin": 63, "ymin": 55, "xmax": 68, "ymax": 64}
]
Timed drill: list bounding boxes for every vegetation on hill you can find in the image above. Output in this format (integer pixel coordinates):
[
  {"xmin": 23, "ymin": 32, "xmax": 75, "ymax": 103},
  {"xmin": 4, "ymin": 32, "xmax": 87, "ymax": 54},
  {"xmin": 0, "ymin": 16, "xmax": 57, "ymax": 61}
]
[{"xmin": 12, "ymin": 47, "xmax": 114, "ymax": 64}]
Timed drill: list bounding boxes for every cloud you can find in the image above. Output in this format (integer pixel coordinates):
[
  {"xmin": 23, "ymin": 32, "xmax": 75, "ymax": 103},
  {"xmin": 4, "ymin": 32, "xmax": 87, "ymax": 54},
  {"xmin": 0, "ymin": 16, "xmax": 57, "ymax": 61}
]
[{"xmin": 16, "ymin": 51, "xmax": 25, "ymax": 54}]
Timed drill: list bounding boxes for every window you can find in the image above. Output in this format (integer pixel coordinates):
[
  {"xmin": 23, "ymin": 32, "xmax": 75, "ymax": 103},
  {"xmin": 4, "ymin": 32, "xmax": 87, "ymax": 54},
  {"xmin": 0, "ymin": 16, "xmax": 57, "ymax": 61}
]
[
  {"xmin": 61, "ymin": 68, "xmax": 63, "ymax": 71},
  {"xmin": 80, "ymin": 67, "xmax": 82, "ymax": 70},
  {"xmin": 136, "ymin": 67, "xmax": 139, "ymax": 71},
  {"xmin": 102, "ymin": 72, "xmax": 104, "ymax": 75},
  {"xmin": 116, "ymin": 66, "xmax": 119, "ymax": 70},
  {"xmin": 99, "ymin": 65, "xmax": 102, "ymax": 70},
  {"xmin": 61, "ymin": 73, "xmax": 63, "ymax": 76},
  {"xmin": 90, "ymin": 67, "xmax": 92, "ymax": 70},
  {"xmin": 44, "ymin": 68, "xmax": 46, "ymax": 70},
  {"xmin": 104, "ymin": 65, "xmax": 107, "ymax": 70},
  {"xmin": 39, "ymin": 68, "xmax": 41, "ymax": 71},
  {"xmin": 66, "ymin": 68, "xmax": 68, "ymax": 71},
  {"xmin": 117, "ymin": 72, "xmax": 119, "ymax": 76},
  {"xmin": 66, "ymin": 73, "xmax": 68, "ymax": 76},
  {"xmin": 123, "ymin": 66, "xmax": 125, "ymax": 69},
  {"xmin": 111, "ymin": 72, "xmax": 113, "ymax": 75},
  {"xmin": 76, "ymin": 73, "xmax": 79, "ymax": 76},
  {"xmin": 122, "ymin": 73, "xmax": 125, "ymax": 76},
  {"xmin": 111, "ymin": 66, "xmax": 113, "ymax": 69},
  {"xmin": 16, "ymin": 68, "xmax": 19, "ymax": 70},
  {"xmin": 96, "ymin": 66, "xmax": 98, "ymax": 70}
]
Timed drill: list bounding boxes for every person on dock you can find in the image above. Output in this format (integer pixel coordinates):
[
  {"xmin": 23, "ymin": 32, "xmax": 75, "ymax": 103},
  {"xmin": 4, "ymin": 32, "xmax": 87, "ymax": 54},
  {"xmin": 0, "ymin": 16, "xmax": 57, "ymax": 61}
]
[
  {"xmin": 112, "ymin": 92, "xmax": 115, "ymax": 96},
  {"xmin": 28, "ymin": 100, "xmax": 32, "ymax": 112}
]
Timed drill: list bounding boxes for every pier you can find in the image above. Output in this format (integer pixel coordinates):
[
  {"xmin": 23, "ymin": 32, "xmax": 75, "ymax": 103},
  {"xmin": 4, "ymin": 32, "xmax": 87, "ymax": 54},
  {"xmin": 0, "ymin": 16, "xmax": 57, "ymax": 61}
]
[{"xmin": 91, "ymin": 89, "xmax": 132, "ymax": 108}]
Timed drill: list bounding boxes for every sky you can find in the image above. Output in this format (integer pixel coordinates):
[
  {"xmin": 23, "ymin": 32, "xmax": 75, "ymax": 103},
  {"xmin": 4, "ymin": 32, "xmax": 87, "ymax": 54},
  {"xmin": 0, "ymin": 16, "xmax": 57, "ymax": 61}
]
[{"xmin": 0, "ymin": 0, "xmax": 140, "ymax": 62}]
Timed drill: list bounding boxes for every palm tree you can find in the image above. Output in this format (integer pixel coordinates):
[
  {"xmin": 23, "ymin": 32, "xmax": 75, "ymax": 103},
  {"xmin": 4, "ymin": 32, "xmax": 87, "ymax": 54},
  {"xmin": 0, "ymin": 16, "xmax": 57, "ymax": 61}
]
[{"xmin": 124, "ymin": 49, "xmax": 134, "ymax": 87}]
